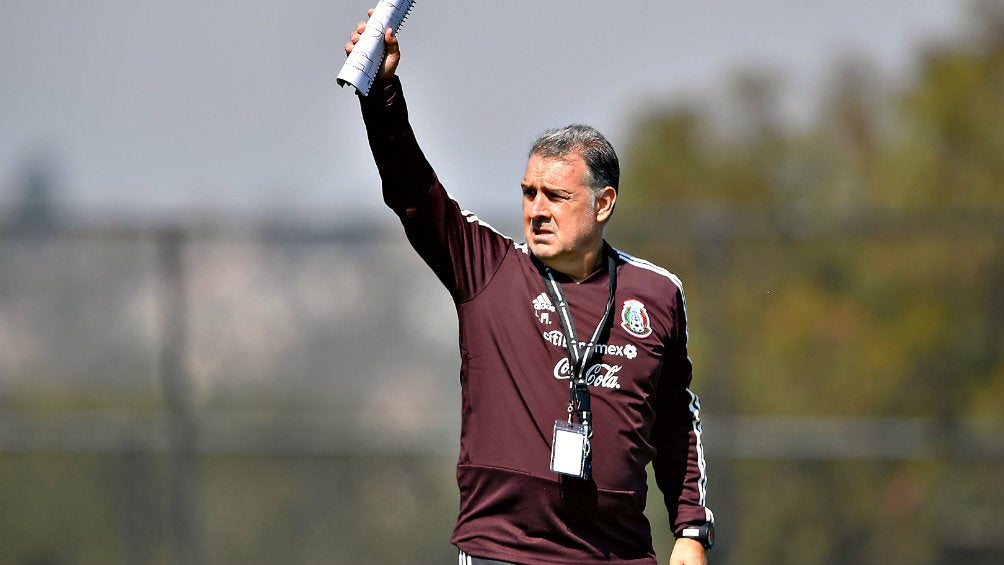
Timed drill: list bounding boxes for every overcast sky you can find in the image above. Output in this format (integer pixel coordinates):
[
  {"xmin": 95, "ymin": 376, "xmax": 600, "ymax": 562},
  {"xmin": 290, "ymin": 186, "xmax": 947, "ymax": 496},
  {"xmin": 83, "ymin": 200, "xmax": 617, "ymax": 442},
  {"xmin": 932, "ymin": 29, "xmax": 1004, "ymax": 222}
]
[{"xmin": 0, "ymin": 0, "xmax": 967, "ymax": 232}]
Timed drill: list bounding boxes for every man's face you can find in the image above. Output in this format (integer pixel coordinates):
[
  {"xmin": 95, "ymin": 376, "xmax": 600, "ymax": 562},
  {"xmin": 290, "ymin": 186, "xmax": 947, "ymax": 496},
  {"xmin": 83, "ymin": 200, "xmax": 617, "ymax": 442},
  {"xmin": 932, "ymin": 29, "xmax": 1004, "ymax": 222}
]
[{"xmin": 521, "ymin": 152, "xmax": 612, "ymax": 269}]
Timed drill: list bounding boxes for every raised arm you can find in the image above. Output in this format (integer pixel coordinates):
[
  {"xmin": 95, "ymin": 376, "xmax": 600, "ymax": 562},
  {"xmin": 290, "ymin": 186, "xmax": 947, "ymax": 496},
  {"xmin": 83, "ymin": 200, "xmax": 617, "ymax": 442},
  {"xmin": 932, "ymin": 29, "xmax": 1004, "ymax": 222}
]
[{"xmin": 342, "ymin": 8, "xmax": 512, "ymax": 303}]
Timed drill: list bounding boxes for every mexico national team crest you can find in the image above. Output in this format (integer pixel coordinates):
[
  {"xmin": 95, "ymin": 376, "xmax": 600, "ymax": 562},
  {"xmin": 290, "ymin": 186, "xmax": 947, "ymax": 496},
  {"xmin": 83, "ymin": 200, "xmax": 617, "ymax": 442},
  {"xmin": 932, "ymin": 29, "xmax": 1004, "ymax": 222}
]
[{"xmin": 621, "ymin": 299, "xmax": 653, "ymax": 338}]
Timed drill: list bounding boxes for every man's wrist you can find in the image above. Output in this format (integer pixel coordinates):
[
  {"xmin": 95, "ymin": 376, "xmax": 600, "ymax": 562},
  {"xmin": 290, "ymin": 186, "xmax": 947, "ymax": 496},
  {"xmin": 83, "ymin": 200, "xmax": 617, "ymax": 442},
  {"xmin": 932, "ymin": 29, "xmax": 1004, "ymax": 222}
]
[{"xmin": 676, "ymin": 521, "xmax": 715, "ymax": 549}]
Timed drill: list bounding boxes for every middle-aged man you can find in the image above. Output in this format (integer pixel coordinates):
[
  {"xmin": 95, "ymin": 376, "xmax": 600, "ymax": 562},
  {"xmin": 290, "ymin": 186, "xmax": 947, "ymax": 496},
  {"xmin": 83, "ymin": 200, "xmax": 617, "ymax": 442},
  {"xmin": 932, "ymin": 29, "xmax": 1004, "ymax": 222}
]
[{"xmin": 346, "ymin": 12, "xmax": 714, "ymax": 565}]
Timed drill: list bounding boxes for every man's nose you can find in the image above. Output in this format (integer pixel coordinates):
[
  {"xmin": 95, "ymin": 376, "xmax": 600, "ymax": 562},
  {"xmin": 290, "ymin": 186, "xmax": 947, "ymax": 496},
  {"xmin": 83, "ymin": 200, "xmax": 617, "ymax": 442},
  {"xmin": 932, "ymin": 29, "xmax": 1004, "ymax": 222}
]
[{"xmin": 530, "ymin": 193, "xmax": 549, "ymax": 218}]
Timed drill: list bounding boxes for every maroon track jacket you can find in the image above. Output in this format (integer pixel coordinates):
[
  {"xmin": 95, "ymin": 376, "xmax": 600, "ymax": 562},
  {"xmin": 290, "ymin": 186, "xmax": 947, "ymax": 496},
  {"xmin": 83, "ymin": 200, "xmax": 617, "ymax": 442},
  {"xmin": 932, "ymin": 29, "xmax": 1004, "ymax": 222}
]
[{"xmin": 360, "ymin": 77, "xmax": 712, "ymax": 565}]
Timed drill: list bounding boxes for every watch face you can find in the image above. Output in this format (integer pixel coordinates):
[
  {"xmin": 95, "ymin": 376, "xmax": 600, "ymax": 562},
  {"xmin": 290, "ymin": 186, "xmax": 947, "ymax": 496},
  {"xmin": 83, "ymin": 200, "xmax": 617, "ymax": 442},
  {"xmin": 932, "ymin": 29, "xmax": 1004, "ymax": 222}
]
[{"xmin": 705, "ymin": 523, "xmax": 715, "ymax": 548}]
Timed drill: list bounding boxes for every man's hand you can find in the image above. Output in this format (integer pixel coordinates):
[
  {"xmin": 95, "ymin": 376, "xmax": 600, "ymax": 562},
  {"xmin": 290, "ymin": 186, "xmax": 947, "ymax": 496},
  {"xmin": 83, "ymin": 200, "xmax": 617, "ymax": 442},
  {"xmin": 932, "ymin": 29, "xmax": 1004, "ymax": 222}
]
[
  {"xmin": 669, "ymin": 537, "xmax": 707, "ymax": 565},
  {"xmin": 344, "ymin": 8, "xmax": 400, "ymax": 80}
]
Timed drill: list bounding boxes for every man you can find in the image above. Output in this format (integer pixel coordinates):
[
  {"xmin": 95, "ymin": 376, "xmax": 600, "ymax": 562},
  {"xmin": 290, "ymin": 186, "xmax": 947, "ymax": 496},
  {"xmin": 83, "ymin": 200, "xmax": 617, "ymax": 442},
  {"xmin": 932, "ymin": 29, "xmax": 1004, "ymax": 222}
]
[{"xmin": 346, "ymin": 12, "xmax": 714, "ymax": 565}]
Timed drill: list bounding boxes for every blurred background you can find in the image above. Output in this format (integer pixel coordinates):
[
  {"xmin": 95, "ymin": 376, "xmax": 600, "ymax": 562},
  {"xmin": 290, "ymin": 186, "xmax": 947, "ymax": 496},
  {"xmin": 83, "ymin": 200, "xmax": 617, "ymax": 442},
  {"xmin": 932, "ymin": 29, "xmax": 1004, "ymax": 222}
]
[{"xmin": 1, "ymin": 1, "xmax": 1002, "ymax": 564}]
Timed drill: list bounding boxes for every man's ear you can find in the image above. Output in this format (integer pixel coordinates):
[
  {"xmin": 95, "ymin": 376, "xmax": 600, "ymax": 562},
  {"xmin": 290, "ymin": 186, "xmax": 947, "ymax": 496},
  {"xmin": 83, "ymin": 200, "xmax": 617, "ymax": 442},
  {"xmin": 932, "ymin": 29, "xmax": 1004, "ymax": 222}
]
[{"xmin": 595, "ymin": 186, "xmax": 617, "ymax": 223}]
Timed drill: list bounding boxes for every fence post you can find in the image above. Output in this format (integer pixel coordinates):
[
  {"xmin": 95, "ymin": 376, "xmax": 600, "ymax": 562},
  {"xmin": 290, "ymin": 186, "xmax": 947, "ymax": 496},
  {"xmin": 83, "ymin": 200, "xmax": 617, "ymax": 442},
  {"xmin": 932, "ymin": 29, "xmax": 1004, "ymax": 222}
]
[{"xmin": 157, "ymin": 228, "xmax": 204, "ymax": 565}]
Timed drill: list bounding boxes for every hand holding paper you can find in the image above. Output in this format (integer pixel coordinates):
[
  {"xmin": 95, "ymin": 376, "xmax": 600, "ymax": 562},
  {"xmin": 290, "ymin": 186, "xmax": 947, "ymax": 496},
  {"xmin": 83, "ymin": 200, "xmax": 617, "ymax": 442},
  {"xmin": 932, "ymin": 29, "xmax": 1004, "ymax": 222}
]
[{"xmin": 338, "ymin": 1, "xmax": 416, "ymax": 96}]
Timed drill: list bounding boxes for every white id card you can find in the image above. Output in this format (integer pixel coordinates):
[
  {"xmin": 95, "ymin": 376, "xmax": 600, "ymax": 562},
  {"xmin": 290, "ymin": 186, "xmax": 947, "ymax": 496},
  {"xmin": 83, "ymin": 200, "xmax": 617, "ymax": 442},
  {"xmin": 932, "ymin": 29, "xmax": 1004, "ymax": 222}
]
[{"xmin": 550, "ymin": 420, "xmax": 587, "ymax": 478}]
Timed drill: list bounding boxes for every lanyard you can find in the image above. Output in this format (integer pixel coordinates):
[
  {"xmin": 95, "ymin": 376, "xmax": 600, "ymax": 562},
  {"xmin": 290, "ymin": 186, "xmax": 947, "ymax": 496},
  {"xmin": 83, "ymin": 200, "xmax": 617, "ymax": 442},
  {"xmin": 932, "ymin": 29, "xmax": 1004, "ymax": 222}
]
[{"xmin": 539, "ymin": 254, "xmax": 618, "ymax": 445}]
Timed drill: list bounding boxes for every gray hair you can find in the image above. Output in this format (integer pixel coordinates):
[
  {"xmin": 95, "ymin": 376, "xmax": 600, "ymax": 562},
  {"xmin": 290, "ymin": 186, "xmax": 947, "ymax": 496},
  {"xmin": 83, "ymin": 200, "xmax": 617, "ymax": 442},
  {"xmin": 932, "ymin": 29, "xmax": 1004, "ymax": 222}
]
[{"xmin": 529, "ymin": 124, "xmax": 620, "ymax": 196}]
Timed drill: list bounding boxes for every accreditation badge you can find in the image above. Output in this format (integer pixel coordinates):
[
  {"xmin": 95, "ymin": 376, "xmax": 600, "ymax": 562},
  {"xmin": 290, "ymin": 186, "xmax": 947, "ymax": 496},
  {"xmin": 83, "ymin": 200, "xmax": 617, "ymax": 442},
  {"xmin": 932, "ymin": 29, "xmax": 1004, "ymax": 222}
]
[{"xmin": 550, "ymin": 420, "xmax": 588, "ymax": 478}]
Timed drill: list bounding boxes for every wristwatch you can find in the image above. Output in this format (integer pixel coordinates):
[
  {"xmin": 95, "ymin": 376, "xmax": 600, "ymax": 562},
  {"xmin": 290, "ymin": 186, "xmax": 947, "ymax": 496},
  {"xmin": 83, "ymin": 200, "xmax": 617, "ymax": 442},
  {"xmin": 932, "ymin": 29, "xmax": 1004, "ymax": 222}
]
[{"xmin": 678, "ymin": 522, "xmax": 715, "ymax": 549}]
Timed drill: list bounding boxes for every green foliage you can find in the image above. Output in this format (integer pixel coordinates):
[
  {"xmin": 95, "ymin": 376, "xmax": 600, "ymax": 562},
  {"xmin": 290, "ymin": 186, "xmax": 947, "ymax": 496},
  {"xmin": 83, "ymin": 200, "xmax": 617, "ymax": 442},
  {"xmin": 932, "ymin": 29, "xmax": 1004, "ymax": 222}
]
[
  {"xmin": 0, "ymin": 453, "xmax": 138, "ymax": 565},
  {"xmin": 614, "ymin": 2, "xmax": 1004, "ymax": 563},
  {"xmin": 202, "ymin": 454, "xmax": 458, "ymax": 565},
  {"xmin": 613, "ymin": 2, "xmax": 1004, "ymax": 421},
  {"xmin": 0, "ymin": 452, "xmax": 459, "ymax": 565}
]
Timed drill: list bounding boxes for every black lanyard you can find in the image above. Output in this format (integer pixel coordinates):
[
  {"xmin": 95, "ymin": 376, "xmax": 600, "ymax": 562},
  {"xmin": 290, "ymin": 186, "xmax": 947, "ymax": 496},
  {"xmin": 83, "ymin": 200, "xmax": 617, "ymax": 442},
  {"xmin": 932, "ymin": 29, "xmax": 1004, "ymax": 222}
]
[{"xmin": 539, "ymin": 254, "xmax": 618, "ymax": 445}]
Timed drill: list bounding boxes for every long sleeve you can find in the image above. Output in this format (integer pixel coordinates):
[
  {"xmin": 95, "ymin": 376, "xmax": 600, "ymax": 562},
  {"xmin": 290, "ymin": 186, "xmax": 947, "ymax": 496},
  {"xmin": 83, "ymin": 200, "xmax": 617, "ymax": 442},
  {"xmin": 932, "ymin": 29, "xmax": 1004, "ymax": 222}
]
[
  {"xmin": 358, "ymin": 76, "xmax": 438, "ymax": 216},
  {"xmin": 650, "ymin": 284, "xmax": 713, "ymax": 534},
  {"xmin": 357, "ymin": 76, "xmax": 511, "ymax": 302}
]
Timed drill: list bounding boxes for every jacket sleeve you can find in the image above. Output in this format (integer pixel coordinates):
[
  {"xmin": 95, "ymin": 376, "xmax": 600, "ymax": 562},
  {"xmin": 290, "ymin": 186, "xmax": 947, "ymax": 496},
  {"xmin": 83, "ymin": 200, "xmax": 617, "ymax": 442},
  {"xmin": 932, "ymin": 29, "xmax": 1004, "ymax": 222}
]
[
  {"xmin": 650, "ymin": 282, "xmax": 714, "ymax": 535},
  {"xmin": 358, "ymin": 76, "xmax": 510, "ymax": 302}
]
